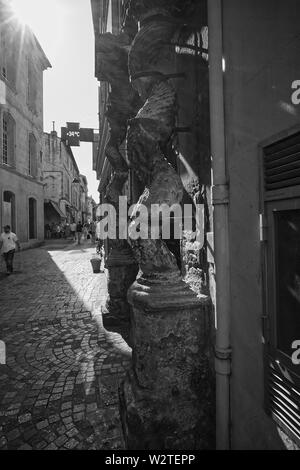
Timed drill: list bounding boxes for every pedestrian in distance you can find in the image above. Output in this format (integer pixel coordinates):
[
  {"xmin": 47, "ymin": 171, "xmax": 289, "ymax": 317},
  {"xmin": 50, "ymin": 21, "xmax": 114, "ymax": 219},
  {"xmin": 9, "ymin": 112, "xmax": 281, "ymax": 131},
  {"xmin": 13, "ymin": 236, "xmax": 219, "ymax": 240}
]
[
  {"xmin": 64, "ymin": 222, "xmax": 70, "ymax": 239},
  {"xmin": 0, "ymin": 225, "xmax": 21, "ymax": 275},
  {"xmin": 56, "ymin": 224, "xmax": 62, "ymax": 239},
  {"xmin": 50, "ymin": 222, "xmax": 56, "ymax": 238},
  {"xmin": 45, "ymin": 223, "xmax": 51, "ymax": 239},
  {"xmin": 83, "ymin": 223, "xmax": 88, "ymax": 241},
  {"xmin": 76, "ymin": 221, "xmax": 83, "ymax": 245},
  {"xmin": 90, "ymin": 220, "xmax": 96, "ymax": 244}
]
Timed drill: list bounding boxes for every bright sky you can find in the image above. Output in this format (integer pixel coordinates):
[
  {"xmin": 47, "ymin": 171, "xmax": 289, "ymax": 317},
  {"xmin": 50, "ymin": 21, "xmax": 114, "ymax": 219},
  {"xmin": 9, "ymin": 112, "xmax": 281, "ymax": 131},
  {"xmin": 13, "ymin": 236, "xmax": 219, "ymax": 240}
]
[{"xmin": 11, "ymin": 0, "xmax": 100, "ymax": 201}]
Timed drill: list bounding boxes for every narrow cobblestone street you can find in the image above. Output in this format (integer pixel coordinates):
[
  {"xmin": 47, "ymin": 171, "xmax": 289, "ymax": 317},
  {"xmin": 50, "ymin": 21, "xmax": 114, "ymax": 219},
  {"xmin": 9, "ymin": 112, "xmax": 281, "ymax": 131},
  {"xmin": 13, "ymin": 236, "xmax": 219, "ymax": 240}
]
[{"xmin": 0, "ymin": 241, "xmax": 131, "ymax": 450}]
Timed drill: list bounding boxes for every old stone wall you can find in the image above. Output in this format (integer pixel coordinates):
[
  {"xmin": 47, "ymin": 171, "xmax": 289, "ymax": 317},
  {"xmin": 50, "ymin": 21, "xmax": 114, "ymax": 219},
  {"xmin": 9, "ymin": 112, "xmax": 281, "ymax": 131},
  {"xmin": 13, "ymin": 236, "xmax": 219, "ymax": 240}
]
[{"xmin": 0, "ymin": 4, "xmax": 50, "ymax": 246}]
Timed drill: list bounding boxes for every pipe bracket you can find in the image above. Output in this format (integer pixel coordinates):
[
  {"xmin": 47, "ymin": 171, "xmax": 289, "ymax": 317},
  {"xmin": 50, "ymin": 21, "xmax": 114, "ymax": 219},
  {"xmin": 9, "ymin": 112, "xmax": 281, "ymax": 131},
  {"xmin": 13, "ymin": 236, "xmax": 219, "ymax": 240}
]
[
  {"xmin": 215, "ymin": 346, "xmax": 232, "ymax": 375},
  {"xmin": 174, "ymin": 126, "xmax": 191, "ymax": 133},
  {"xmin": 212, "ymin": 183, "xmax": 229, "ymax": 205}
]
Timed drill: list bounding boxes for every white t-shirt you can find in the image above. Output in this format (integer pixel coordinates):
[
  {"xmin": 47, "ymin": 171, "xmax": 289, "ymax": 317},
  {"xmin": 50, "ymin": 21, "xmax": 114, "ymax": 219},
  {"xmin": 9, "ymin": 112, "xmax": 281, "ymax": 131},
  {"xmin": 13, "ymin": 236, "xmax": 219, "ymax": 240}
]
[
  {"xmin": 70, "ymin": 223, "xmax": 76, "ymax": 231},
  {"xmin": 0, "ymin": 232, "xmax": 19, "ymax": 253}
]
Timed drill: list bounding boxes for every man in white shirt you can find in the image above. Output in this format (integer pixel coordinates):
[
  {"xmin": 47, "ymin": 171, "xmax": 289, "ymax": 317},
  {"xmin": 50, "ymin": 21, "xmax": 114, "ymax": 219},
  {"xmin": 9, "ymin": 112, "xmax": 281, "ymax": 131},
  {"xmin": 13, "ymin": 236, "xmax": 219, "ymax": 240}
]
[{"xmin": 0, "ymin": 225, "xmax": 21, "ymax": 275}]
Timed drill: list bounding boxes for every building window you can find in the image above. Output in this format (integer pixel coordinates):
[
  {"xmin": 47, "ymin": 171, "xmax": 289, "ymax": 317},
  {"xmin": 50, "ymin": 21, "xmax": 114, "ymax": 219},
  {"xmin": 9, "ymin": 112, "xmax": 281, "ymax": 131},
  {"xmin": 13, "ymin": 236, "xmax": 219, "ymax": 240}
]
[
  {"xmin": 28, "ymin": 133, "xmax": 37, "ymax": 177},
  {"xmin": 63, "ymin": 174, "xmax": 70, "ymax": 200},
  {"xmin": 28, "ymin": 197, "xmax": 37, "ymax": 239},
  {"xmin": 262, "ymin": 130, "xmax": 300, "ymax": 446},
  {"xmin": 2, "ymin": 112, "xmax": 15, "ymax": 166},
  {"xmin": 0, "ymin": 31, "xmax": 7, "ymax": 80},
  {"xmin": 3, "ymin": 191, "xmax": 16, "ymax": 232},
  {"xmin": 0, "ymin": 29, "xmax": 17, "ymax": 88},
  {"xmin": 27, "ymin": 59, "xmax": 37, "ymax": 113}
]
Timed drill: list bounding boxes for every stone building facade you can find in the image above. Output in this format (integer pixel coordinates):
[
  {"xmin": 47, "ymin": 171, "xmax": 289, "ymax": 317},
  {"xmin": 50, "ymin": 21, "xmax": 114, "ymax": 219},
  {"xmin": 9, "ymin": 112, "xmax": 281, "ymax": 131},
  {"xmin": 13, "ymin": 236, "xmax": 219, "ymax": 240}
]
[
  {"xmin": 0, "ymin": 0, "xmax": 50, "ymax": 248},
  {"xmin": 42, "ymin": 131, "xmax": 88, "ymax": 226}
]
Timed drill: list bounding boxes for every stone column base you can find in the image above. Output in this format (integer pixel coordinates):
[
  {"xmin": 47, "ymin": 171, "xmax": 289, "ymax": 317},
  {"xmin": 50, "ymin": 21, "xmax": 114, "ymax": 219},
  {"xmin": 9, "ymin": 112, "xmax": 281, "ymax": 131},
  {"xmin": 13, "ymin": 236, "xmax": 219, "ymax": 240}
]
[
  {"xmin": 119, "ymin": 272, "xmax": 215, "ymax": 450},
  {"xmin": 101, "ymin": 245, "xmax": 138, "ymax": 327}
]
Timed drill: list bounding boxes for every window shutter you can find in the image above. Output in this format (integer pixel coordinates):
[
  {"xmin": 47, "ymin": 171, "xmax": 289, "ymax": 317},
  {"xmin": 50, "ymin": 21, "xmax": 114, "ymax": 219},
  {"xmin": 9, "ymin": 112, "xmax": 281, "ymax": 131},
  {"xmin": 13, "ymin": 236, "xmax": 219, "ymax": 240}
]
[
  {"xmin": 7, "ymin": 114, "xmax": 15, "ymax": 167},
  {"xmin": 263, "ymin": 133, "xmax": 300, "ymax": 190},
  {"xmin": 0, "ymin": 30, "xmax": 7, "ymax": 80},
  {"xmin": 29, "ymin": 133, "xmax": 37, "ymax": 177},
  {"xmin": 262, "ymin": 131, "xmax": 300, "ymax": 447},
  {"xmin": 6, "ymin": 44, "xmax": 17, "ymax": 89},
  {"xmin": 28, "ymin": 60, "xmax": 37, "ymax": 113},
  {"xmin": 2, "ymin": 112, "xmax": 15, "ymax": 167}
]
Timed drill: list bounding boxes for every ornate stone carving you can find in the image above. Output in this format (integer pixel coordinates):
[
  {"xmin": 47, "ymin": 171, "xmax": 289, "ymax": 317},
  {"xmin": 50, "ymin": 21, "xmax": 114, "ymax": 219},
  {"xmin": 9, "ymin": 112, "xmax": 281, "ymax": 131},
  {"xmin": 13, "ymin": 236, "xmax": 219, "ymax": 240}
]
[
  {"xmin": 119, "ymin": 3, "xmax": 214, "ymax": 449},
  {"xmin": 126, "ymin": 81, "xmax": 183, "ymax": 274},
  {"xmin": 96, "ymin": 32, "xmax": 140, "ymax": 203}
]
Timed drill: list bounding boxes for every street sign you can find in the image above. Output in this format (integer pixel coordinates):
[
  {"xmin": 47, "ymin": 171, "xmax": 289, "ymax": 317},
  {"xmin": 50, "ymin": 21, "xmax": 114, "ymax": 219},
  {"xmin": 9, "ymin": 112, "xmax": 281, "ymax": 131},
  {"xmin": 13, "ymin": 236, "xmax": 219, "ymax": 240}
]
[
  {"xmin": 61, "ymin": 123, "xmax": 94, "ymax": 146},
  {"xmin": 65, "ymin": 122, "xmax": 80, "ymax": 146}
]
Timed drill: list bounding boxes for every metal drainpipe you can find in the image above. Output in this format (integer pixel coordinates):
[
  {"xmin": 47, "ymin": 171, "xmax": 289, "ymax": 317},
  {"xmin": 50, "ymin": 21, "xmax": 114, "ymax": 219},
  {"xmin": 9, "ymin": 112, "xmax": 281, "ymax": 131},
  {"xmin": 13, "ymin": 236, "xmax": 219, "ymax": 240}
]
[{"xmin": 207, "ymin": 0, "xmax": 232, "ymax": 450}]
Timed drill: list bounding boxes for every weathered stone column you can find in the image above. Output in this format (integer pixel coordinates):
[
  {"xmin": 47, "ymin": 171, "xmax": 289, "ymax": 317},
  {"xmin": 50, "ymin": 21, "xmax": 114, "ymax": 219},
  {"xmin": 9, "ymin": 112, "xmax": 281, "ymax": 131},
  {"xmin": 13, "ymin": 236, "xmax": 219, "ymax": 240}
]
[
  {"xmin": 120, "ymin": 272, "xmax": 214, "ymax": 449},
  {"xmin": 119, "ymin": 0, "xmax": 214, "ymax": 449}
]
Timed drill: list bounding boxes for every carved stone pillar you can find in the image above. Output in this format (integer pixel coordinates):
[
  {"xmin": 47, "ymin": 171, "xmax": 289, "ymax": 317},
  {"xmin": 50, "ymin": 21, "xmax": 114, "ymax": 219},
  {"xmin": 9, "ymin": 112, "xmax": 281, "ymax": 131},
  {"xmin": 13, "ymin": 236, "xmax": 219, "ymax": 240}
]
[
  {"xmin": 95, "ymin": 32, "xmax": 140, "ymax": 325},
  {"xmin": 119, "ymin": 0, "xmax": 214, "ymax": 449}
]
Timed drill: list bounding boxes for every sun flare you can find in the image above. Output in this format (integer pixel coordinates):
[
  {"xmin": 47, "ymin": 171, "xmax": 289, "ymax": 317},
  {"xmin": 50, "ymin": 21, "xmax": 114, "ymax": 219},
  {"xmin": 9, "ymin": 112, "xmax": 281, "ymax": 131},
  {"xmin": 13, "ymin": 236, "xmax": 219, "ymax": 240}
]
[
  {"xmin": 9, "ymin": 0, "xmax": 64, "ymax": 58},
  {"xmin": 11, "ymin": 0, "xmax": 63, "ymax": 35},
  {"xmin": 11, "ymin": 0, "xmax": 40, "ymax": 30}
]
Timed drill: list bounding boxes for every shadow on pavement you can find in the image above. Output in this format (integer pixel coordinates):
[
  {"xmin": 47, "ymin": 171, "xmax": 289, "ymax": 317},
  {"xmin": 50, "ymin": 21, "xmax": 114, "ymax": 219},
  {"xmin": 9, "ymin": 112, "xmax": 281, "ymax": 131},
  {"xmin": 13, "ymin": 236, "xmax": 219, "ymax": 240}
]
[{"xmin": 0, "ymin": 244, "xmax": 131, "ymax": 450}]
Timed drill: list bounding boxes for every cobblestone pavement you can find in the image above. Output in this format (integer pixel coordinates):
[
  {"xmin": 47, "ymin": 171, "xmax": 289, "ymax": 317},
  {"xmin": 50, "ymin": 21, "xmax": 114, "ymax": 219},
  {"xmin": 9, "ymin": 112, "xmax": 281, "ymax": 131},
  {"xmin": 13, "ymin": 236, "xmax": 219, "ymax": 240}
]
[{"xmin": 0, "ymin": 240, "xmax": 132, "ymax": 450}]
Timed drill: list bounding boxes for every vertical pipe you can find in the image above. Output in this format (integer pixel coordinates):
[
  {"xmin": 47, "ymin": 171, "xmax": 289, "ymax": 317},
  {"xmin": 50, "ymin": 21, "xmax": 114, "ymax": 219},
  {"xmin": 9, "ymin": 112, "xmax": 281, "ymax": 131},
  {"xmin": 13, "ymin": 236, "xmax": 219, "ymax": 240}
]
[{"xmin": 207, "ymin": 0, "xmax": 231, "ymax": 450}]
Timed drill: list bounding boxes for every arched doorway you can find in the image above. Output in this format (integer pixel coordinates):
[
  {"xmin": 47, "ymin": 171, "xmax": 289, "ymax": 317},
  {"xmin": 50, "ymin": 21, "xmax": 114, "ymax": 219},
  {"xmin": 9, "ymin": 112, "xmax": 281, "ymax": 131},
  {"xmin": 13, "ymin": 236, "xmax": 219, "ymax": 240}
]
[
  {"xmin": 28, "ymin": 197, "xmax": 37, "ymax": 239},
  {"xmin": 3, "ymin": 191, "xmax": 16, "ymax": 232}
]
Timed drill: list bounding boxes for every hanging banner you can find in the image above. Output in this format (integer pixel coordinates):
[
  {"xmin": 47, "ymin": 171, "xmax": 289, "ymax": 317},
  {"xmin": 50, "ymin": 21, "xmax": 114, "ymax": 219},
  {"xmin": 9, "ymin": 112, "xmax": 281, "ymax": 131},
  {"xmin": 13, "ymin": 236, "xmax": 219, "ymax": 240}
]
[{"xmin": 80, "ymin": 128, "xmax": 94, "ymax": 142}]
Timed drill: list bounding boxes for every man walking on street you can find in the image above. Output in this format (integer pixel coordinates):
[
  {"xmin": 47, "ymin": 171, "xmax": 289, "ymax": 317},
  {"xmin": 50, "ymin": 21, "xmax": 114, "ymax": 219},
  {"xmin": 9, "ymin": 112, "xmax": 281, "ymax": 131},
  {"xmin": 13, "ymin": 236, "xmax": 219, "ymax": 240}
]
[
  {"xmin": 0, "ymin": 225, "xmax": 21, "ymax": 275},
  {"xmin": 45, "ymin": 223, "xmax": 51, "ymax": 239}
]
